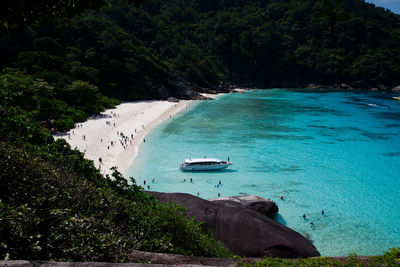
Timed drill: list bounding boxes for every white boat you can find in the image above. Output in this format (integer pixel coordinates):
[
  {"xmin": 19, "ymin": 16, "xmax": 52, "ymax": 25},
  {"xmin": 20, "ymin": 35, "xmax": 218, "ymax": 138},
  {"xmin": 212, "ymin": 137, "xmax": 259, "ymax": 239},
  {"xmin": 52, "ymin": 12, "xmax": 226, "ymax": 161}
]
[{"xmin": 180, "ymin": 158, "xmax": 232, "ymax": 171}]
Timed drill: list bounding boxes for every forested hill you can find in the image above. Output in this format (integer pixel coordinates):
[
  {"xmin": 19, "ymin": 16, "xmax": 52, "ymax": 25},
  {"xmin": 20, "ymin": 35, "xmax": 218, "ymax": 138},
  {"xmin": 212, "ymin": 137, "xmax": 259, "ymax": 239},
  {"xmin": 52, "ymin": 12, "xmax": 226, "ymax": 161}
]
[{"xmin": 1, "ymin": 0, "xmax": 400, "ymax": 129}]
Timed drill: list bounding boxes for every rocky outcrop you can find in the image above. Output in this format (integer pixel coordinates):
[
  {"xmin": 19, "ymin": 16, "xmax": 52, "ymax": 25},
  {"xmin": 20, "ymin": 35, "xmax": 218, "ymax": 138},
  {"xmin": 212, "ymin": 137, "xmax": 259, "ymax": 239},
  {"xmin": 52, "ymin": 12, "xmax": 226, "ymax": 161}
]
[
  {"xmin": 305, "ymin": 81, "xmax": 400, "ymax": 91},
  {"xmin": 167, "ymin": 97, "xmax": 179, "ymax": 102},
  {"xmin": 217, "ymin": 81, "xmax": 231, "ymax": 93},
  {"xmin": 375, "ymin": 83, "xmax": 386, "ymax": 90},
  {"xmin": 165, "ymin": 78, "xmax": 400, "ymax": 100},
  {"xmin": 305, "ymin": 83, "xmax": 331, "ymax": 89},
  {"xmin": 392, "ymin": 85, "xmax": 400, "ymax": 92},
  {"xmin": 128, "ymin": 249, "xmax": 239, "ymax": 266},
  {"xmin": 209, "ymin": 195, "xmax": 278, "ymax": 218},
  {"xmin": 174, "ymin": 77, "xmax": 209, "ymax": 100},
  {"xmin": 148, "ymin": 192, "xmax": 320, "ymax": 259}
]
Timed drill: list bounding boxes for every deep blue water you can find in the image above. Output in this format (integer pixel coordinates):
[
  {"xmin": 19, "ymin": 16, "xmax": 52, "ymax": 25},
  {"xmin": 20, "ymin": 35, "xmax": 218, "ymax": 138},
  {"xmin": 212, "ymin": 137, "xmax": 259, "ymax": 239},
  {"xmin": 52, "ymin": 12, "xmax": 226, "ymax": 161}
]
[{"xmin": 126, "ymin": 89, "xmax": 400, "ymax": 256}]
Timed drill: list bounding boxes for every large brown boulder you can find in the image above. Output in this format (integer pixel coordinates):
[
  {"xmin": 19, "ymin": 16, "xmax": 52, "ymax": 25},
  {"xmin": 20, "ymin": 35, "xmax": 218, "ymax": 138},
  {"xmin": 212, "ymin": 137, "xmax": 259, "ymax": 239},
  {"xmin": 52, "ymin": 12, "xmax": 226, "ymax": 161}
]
[
  {"xmin": 148, "ymin": 192, "xmax": 320, "ymax": 259},
  {"xmin": 209, "ymin": 195, "xmax": 279, "ymax": 218}
]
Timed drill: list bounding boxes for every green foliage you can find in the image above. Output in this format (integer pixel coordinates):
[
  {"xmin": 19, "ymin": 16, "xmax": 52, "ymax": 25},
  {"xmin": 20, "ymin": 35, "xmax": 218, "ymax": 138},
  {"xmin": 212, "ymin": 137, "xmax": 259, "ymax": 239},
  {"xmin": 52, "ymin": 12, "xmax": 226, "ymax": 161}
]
[
  {"xmin": 238, "ymin": 248, "xmax": 400, "ymax": 266},
  {"xmin": 0, "ymin": 68, "xmax": 119, "ymax": 132},
  {"xmin": 0, "ymin": 136, "xmax": 231, "ymax": 261},
  {"xmin": 371, "ymin": 247, "xmax": 400, "ymax": 266},
  {"xmin": 0, "ymin": 0, "xmax": 110, "ymax": 30},
  {"xmin": 3, "ymin": 0, "xmax": 399, "ymax": 107},
  {"xmin": 65, "ymin": 80, "xmax": 103, "ymax": 114}
]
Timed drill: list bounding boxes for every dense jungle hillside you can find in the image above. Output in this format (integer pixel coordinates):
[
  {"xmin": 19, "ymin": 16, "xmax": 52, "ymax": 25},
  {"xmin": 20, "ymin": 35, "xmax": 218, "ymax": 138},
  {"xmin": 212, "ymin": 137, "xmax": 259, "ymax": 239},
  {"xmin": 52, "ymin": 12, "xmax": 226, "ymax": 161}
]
[
  {"xmin": 2, "ymin": 1, "xmax": 400, "ymax": 107},
  {"xmin": 1, "ymin": 0, "xmax": 400, "ymax": 263}
]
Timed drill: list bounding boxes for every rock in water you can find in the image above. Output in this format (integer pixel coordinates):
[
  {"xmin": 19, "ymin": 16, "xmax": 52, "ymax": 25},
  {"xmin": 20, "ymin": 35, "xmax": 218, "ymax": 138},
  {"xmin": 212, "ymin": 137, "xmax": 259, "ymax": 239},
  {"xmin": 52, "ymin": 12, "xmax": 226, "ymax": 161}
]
[
  {"xmin": 148, "ymin": 192, "xmax": 320, "ymax": 258},
  {"xmin": 392, "ymin": 85, "xmax": 400, "ymax": 92}
]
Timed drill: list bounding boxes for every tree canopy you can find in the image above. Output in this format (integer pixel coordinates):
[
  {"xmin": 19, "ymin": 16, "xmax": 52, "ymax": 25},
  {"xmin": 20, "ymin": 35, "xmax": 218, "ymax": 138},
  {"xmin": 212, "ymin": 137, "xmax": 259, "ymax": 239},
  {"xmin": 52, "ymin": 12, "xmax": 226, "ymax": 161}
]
[{"xmin": 1, "ymin": 0, "xmax": 399, "ymax": 132}]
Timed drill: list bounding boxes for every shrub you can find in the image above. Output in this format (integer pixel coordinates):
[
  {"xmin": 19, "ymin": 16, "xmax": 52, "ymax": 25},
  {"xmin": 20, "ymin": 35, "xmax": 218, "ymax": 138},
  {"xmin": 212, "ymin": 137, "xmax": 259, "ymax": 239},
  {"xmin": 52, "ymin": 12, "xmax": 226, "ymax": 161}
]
[{"xmin": 0, "ymin": 141, "xmax": 231, "ymax": 261}]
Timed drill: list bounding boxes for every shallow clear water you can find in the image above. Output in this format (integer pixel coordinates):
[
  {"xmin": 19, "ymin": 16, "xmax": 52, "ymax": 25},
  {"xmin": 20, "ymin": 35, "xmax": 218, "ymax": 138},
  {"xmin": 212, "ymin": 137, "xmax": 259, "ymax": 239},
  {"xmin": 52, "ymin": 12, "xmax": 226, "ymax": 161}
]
[{"xmin": 126, "ymin": 89, "xmax": 400, "ymax": 256}]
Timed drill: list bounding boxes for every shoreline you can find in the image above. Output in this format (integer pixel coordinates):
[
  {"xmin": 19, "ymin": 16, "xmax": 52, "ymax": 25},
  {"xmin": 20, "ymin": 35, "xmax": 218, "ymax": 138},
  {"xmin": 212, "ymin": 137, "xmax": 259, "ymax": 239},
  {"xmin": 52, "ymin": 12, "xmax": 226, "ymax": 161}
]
[{"xmin": 54, "ymin": 99, "xmax": 191, "ymax": 177}]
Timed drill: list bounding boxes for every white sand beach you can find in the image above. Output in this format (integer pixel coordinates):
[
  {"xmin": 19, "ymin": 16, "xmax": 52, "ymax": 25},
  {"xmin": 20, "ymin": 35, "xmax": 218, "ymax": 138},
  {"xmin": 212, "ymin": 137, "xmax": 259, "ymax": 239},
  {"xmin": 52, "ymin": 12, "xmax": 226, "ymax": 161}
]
[{"xmin": 54, "ymin": 100, "xmax": 191, "ymax": 177}]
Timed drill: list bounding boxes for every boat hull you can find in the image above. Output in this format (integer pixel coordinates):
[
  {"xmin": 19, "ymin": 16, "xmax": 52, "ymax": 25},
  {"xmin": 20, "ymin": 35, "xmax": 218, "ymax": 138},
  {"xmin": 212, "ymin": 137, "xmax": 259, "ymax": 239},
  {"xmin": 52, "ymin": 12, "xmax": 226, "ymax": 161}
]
[{"xmin": 180, "ymin": 163, "xmax": 231, "ymax": 171}]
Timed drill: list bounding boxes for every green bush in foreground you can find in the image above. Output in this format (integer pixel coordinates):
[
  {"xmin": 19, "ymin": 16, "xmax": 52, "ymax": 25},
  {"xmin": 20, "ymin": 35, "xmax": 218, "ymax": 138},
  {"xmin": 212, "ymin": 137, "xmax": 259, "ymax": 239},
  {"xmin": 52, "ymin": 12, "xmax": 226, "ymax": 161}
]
[
  {"xmin": 0, "ymin": 140, "xmax": 232, "ymax": 261},
  {"xmin": 238, "ymin": 247, "xmax": 400, "ymax": 267}
]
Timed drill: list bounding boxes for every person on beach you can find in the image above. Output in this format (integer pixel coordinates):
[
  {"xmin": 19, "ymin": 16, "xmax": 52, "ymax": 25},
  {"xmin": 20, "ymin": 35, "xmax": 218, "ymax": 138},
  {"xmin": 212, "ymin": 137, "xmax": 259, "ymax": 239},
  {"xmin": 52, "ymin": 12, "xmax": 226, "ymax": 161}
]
[
  {"xmin": 190, "ymin": 178, "xmax": 193, "ymax": 182},
  {"xmin": 303, "ymin": 214, "xmax": 306, "ymax": 219},
  {"xmin": 143, "ymin": 138, "xmax": 146, "ymax": 142},
  {"xmin": 322, "ymin": 210, "xmax": 324, "ymax": 215},
  {"xmin": 218, "ymin": 193, "xmax": 220, "ymax": 197}
]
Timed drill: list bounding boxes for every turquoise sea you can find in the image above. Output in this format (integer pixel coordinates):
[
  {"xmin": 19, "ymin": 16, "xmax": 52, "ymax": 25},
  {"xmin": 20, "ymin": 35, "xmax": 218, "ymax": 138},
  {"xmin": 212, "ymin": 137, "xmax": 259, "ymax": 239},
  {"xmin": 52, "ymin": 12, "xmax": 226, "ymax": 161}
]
[{"xmin": 126, "ymin": 89, "xmax": 400, "ymax": 256}]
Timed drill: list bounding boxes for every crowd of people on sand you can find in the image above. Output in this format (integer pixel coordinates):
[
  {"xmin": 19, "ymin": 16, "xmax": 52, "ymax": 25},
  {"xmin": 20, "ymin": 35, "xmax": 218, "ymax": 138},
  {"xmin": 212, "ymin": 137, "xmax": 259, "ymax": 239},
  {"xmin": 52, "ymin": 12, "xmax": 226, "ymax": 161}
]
[
  {"xmin": 62, "ymin": 109, "xmax": 150, "ymax": 174},
  {"xmin": 60, "ymin": 102, "xmax": 187, "ymax": 177}
]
